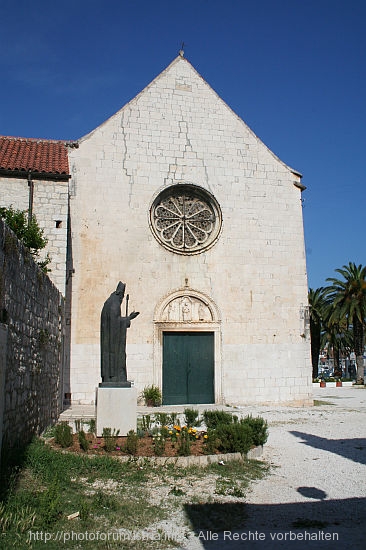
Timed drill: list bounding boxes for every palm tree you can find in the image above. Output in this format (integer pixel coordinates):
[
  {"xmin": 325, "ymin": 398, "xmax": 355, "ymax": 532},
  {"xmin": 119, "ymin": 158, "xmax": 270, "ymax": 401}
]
[
  {"xmin": 321, "ymin": 315, "xmax": 353, "ymax": 377},
  {"xmin": 308, "ymin": 287, "xmax": 327, "ymax": 379},
  {"xmin": 326, "ymin": 262, "xmax": 366, "ymax": 384}
]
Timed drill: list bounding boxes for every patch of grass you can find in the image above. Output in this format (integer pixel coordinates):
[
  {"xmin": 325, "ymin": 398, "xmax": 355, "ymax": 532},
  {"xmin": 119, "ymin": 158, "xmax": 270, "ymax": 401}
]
[
  {"xmin": 0, "ymin": 438, "xmax": 270, "ymax": 549},
  {"xmin": 313, "ymin": 399, "xmax": 334, "ymax": 406},
  {"xmin": 169, "ymin": 486, "xmax": 185, "ymax": 496}
]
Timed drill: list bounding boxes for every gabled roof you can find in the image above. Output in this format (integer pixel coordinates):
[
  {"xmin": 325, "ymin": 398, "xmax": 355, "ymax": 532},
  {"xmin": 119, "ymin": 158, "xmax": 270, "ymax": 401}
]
[{"xmin": 0, "ymin": 136, "xmax": 71, "ymax": 179}]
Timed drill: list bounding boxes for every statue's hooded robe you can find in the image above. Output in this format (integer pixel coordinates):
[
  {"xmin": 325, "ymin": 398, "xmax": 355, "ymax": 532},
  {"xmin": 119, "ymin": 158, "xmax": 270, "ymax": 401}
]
[{"xmin": 100, "ymin": 282, "xmax": 130, "ymax": 385}]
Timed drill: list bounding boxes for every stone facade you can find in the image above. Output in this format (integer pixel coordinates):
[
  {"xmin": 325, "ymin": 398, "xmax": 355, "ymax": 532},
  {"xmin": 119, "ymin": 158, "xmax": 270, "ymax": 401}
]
[
  {"xmin": 67, "ymin": 55, "xmax": 312, "ymax": 406},
  {"xmin": 0, "ymin": 218, "xmax": 65, "ymax": 451},
  {"xmin": 0, "ymin": 176, "xmax": 69, "ymax": 293},
  {"xmin": 0, "ymin": 55, "xmax": 312, "ymax": 408}
]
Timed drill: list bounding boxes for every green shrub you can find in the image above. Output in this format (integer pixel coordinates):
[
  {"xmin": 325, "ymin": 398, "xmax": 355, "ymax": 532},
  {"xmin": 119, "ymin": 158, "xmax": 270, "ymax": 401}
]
[
  {"xmin": 203, "ymin": 410, "xmax": 235, "ymax": 429},
  {"xmin": 153, "ymin": 433, "xmax": 166, "ymax": 456},
  {"xmin": 177, "ymin": 427, "xmax": 191, "ymax": 456},
  {"xmin": 240, "ymin": 415, "xmax": 268, "ymax": 447},
  {"xmin": 184, "ymin": 408, "xmax": 200, "ymax": 428},
  {"xmin": 54, "ymin": 422, "xmax": 73, "ymax": 448},
  {"xmin": 124, "ymin": 430, "xmax": 138, "ymax": 455},
  {"xmin": 0, "ymin": 206, "xmax": 51, "ymax": 271},
  {"xmin": 204, "ymin": 430, "xmax": 218, "ymax": 455},
  {"xmin": 214, "ymin": 423, "xmax": 253, "ymax": 454},
  {"xmin": 88, "ymin": 418, "xmax": 96, "ymax": 435},
  {"xmin": 78, "ymin": 430, "xmax": 89, "ymax": 452},
  {"xmin": 102, "ymin": 428, "xmax": 120, "ymax": 452}
]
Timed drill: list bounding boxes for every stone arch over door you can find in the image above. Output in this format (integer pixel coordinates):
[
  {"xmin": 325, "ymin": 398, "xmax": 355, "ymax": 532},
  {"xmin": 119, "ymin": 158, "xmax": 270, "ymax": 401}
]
[{"xmin": 154, "ymin": 288, "xmax": 222, "ymax": 404}]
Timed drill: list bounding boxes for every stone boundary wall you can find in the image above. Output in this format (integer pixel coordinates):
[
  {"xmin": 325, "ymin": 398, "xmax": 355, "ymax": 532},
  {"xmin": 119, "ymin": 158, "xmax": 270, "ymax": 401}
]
[{"xmin": 0, "ymin": 217, "xmax": 65, "ymax": 455}]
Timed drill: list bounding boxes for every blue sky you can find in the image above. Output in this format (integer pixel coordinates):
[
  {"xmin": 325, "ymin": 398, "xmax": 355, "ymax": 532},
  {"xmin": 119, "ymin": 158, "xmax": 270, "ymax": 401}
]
[{"xmin": 1, "ymin": 0, "xmax": 365, "ymax": 289}]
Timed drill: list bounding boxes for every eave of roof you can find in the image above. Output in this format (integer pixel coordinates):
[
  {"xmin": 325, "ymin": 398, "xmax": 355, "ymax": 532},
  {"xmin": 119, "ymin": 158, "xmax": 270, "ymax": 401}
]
[{"xmin": 0, "ymin": 136, "xmax": 72, "ymax": 179}]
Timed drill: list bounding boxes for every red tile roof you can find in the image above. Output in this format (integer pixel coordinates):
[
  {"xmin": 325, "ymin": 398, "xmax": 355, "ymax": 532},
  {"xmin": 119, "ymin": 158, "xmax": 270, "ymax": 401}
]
[{"xmin": 0, "ymin": 136, "xmax": 70, "ymax": 177}]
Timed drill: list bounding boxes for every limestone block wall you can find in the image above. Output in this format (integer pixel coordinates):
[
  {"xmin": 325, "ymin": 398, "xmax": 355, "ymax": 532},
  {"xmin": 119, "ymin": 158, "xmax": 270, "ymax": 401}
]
[
  {"xmin": 0, "ymin": 176, "xmax": 69, "ymax": 294},
  {"xmin": 0, "ymin": 217, "xmax": 65, "ymax": 453},
  {"xmin": 68, "ymin": 56, "xmax": 312, "ymax": 405}
]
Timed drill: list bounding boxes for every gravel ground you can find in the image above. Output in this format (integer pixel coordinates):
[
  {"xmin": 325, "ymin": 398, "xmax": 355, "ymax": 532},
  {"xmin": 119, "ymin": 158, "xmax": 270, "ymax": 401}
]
[{"xmin": 179, "ymin": 386, "xmax": 366, "ymax": 550}]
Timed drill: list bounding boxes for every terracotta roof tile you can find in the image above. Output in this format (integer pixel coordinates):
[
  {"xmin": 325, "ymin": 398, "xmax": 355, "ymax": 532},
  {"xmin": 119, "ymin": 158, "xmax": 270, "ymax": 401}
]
[{"xmin": 0, "ymin": 136, "xmax": 70, "ymax": 176}]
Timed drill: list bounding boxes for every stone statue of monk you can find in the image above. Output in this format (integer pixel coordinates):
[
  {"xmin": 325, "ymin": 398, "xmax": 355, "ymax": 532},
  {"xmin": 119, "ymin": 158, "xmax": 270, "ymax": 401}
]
[{"xmin": 100, "ymin": 282, "xmax": 139, "ymax": 387}]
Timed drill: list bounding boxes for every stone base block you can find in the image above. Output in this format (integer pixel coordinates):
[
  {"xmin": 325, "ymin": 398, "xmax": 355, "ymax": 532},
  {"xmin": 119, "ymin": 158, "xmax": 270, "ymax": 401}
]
[{"xmin": 96, "ymin": 386, "xmax": 137, "ymax": 437}]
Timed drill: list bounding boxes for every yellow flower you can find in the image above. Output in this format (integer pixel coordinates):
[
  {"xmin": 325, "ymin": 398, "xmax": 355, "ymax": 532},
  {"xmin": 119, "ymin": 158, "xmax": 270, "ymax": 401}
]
[{"xmin": 203, "ymin": 434, "xmax": 208, "ymax": 439}]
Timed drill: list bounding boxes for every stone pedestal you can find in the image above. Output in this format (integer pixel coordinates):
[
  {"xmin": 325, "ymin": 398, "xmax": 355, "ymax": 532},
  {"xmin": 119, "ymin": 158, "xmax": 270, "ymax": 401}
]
[{"xmin": 96, "ymin": 386, "xmax": 137, "ymax": 437}]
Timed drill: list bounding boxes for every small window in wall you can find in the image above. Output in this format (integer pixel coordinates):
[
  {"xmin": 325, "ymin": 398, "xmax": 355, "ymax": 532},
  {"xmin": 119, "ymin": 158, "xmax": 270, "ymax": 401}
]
[{"xmin": 55, "ymin": 220, "xmax": 62, "ymax": 228}]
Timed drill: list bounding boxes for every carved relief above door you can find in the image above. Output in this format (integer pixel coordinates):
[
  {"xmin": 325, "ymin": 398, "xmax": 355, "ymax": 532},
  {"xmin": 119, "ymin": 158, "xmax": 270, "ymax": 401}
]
[{"xmin": 162, "ymin": 296, "xmax": 213, "ymax": 323}]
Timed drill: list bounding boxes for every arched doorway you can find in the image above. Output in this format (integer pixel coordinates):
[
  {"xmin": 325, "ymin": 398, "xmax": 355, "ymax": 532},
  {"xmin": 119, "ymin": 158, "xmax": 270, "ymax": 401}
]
[{"xmin": 154, "ymin": 288, "xmax": 222, "ymax": 405}]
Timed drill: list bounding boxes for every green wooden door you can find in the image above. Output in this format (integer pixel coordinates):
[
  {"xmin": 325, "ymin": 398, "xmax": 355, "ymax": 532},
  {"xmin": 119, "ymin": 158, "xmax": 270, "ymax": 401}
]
[{"xmin": 162, "ymin": 332, "xmax": 214, "ymax": 405}]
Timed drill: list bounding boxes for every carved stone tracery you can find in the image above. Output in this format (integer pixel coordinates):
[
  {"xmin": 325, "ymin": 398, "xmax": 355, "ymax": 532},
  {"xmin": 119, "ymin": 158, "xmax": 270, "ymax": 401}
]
[{"xmin": 150, "ymin": 184, "xmax": 222, "ymax": 254}]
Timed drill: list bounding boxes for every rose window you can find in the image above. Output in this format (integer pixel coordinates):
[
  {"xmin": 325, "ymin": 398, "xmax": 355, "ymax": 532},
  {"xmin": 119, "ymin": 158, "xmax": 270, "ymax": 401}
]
[{"xmin": 150, "ymin": 184, "xmax": 222, "ymax": 254}]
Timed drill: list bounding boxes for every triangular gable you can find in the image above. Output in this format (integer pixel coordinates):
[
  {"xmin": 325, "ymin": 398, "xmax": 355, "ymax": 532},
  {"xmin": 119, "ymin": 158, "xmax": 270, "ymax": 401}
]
[{"xmin": 78, "ymin": 55, "xmax": 302, "ymax": 182}]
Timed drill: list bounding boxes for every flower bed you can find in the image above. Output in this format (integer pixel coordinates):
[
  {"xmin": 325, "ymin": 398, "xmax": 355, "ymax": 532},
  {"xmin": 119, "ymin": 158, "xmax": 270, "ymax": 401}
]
[{"xmin": 48, "ymin": 409, "xmax": 268, "ymax": 459}]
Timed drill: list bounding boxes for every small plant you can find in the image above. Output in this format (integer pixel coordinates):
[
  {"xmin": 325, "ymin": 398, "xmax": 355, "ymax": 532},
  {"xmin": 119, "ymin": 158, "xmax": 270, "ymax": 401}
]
[
  {"xmin": 142, "ymin": 385, "xmax": 162, "ymax": 407},
  {"xmin": 102, "ymin": 427, "xmax": 120, "ymax": 452},
  {"xmin": 184, "ymin": 408, "xmax": 201, "ymax": 428},
  {"xmin": 153, "ymin": 432, "xmax": 166, "ymax": 456},
  {"xmin": 203, "ymin": 431, "xmax": 217, "ymax": 455},
  {"xmin": 54, "ymin": 422, "xmax": 73, "ymax": 448},
  {"xmin": 177, "ymin": 427, "xmax": 191, "ymax": 456},
  {"xmin": 88, "ymin": 418, "xmax": 96, "ymax": 435},
  {"xmin": 169, "ymin": 486, "xmax": 185, "ymax": 496},
  {"xmin": 0, "ymin": 206, "xmax": 51, "ymax": 271},
  {"xmin": 168, "ymin": 412, "xmax": 179, "ymax": 427},
  {"xmin": 138, "ymin": 414, "xmax": 152, "ymax": 434},
  {"xmin": 38, "ymin": 480, "xmax": 62, "ymax": 526},
  {"xmin": 124, "ymin": 430, "xmax": 138, "ymax": 455},
  {"xmin": 78, "ymin": 430, "xmax": 89, "ymax": 452},
  {"xmin": 79, "ymin": 499, "xmax": 92, "ymax": 521},
  {"xmin": 154, "ymin": 412, "xmax": 169, "ymax": 427}
]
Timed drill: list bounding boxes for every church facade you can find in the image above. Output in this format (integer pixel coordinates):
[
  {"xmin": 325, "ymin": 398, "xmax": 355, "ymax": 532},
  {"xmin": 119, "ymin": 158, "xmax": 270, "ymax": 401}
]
[{"xmin": 0, "ymin": 55, "xmax": 312, "ymax": 406}]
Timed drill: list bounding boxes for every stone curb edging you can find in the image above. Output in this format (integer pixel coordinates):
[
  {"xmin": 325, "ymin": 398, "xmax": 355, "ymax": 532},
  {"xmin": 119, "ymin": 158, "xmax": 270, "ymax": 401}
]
[
  {"xmin": 47, "ymin": 442, "xmax": 263, "ymax": 467},
  {"xmin": 111, "ymin": 445, "xmax": 263, "ymax": 467}
]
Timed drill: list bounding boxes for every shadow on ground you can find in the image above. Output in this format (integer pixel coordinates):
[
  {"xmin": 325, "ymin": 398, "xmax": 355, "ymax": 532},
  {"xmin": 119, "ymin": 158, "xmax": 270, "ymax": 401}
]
[
  {"xmin": 184, "ymin": 497, "xmax": 366, "ymax": 549},
  {"xmin": 290, "ymin": 431, "xmax": 366, "ymax": 465}
]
